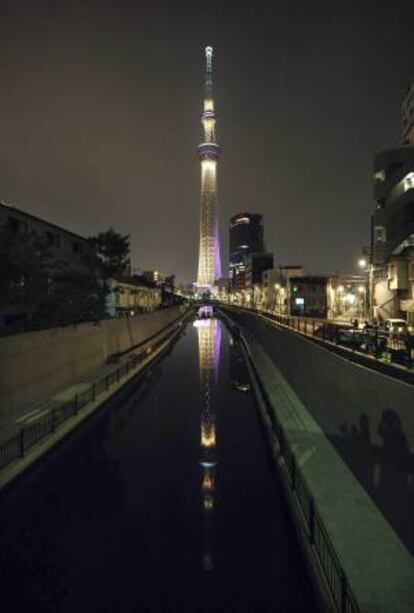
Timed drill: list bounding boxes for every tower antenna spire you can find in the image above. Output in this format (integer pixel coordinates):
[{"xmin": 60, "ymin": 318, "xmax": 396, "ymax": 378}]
[{"xmin": 205, "ymin": 46, "xmax": 213, "ymax": 93}]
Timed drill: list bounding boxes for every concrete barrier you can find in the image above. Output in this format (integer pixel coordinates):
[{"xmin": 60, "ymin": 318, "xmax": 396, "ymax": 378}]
[{"xmin": 0, "ymin": 307, "xmax": 185, "ymax": 417}]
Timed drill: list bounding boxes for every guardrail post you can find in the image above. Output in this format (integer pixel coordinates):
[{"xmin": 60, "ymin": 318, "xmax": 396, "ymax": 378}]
[
  {"xmin": 105, "ymin": 375, "xmax": 109, "ymax": 391},
  {"xmin": 20, "ymin": 428, "xmax": 25, "ymax": 457},
  {"xmin": 309, "ymin": 497, "xmax": 315, "ymax": 544},
  {"xmin": 340, "ymin": 570, "xmax": 348, "ymax": 613},
  {"xmin": 74, "ymin": 394, "xmax": 79, "ymax": 415},
  {"xmin": 51, "ymin": 408, "xmax": 56, "ymax": 433}
]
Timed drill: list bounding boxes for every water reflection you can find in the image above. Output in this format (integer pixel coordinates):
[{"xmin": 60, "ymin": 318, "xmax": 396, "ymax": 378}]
[
  {"xmin": 229, "ymin": 336, "xmax": 251, "ymax": 392},
  {"xmin": 194, "ymin": 315, "xmax": 221, "ymax": 573}
]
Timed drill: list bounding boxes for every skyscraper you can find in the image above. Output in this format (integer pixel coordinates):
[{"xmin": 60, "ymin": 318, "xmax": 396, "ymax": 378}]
[
  {"xmin": 229, "ymin": 212, "xmax": 264, "ymax": 290},
  {"xmin": 197, "ymin": 46, "xmax": 221, "ymax": 289}
]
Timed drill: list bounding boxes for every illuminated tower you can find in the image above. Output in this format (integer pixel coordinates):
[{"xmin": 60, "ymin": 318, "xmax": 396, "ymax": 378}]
[{"xmin": 197, "ymin": 46, "xmax": 222, "ymax": 289}]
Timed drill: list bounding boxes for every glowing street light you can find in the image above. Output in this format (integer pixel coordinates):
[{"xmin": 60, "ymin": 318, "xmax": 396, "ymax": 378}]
[{"xmin": 358, "ymin": 258, "xmax": 367, "ymax": 269}]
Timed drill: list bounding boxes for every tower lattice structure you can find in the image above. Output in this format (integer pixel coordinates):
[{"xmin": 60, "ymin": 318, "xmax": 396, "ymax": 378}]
[{"xmin": 197, "ymin": 46, "xmax": 222, "ymax": 288}]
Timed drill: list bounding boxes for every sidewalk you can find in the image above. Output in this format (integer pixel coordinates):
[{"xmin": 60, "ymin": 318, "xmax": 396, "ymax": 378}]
[
  {"xmin": 0, "ymin": 347, "xmax": 138, "ymax": 444},
  {"xmin": 244, "ymin": 329, "xmax": 414, "ymax": 613}
]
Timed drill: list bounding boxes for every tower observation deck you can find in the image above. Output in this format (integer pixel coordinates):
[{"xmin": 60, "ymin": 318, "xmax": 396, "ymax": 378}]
[{"xmin": 196, "ymin": 46, "xmax": 222, "ymax": 289}]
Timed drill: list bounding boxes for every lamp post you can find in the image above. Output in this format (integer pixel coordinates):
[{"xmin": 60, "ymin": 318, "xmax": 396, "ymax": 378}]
[
  {"xmin": 274, "ymin": 283, "xmax": 281, "ymax": 314},
  {"xmin": 358, "ymin": 258, "xmax": 372, "ymax": 320},
  {"xmin": 358, "ymin": 285, "xmax": 366, "ymax": 319}
]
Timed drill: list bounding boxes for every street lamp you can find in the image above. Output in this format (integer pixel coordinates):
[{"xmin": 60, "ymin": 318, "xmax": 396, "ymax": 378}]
[{"xmin": 357, "ymin": 257, "xmax": 373, "ymax": 319}]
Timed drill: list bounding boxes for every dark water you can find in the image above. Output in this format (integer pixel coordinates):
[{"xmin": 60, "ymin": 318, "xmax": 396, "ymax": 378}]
[{"xmin": 0, "ymin": 318, "xmax": 316, "ymax": 612}]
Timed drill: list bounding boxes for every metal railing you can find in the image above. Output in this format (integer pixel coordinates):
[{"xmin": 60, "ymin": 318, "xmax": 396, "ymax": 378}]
[
  {"xmin": 0, "ymin": 320, "xmax": 183, "ymax": 472},
  {"xmin": 232, "ymin": 305, "xmax": 414, "ymax": 377},
  {"xmin": 236, "ymin": 327, "xmax": 360, "ymax": 613}
]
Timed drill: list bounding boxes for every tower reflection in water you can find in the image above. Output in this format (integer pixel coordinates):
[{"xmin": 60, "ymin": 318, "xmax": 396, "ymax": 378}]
[{"xmin": 193, "ymin": 310, "xmax": 221, "ymax": 572}]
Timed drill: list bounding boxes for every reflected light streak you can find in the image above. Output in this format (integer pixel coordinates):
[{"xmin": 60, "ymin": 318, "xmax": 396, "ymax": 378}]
[{"xmin": 196, "ymin": 317, "xmax": 221, "ymax": 572}]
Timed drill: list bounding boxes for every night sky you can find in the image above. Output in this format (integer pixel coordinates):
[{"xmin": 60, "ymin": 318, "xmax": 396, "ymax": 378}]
[{"xmin": 0, "ymin": 0, "xmax": 413, "ymax": 283}]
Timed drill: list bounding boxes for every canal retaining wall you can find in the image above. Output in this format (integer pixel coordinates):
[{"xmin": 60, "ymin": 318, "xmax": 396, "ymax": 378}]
[
  {"xmin": 224, "ymin": 307, "xmax": 414, "ymax": 452},
  {"xmin": 224, "ymin": 306, "xmax": 414, "ymax": 556},
  {"xmin": 235, "ymin": 324, "xmax": 414, "ymax": 613},
  {"xmin": 0, "ymin": 306, "xmax": 186, "ymax": 416}
]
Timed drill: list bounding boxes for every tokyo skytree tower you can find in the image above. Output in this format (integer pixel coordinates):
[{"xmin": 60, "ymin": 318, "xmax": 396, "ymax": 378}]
[{"xmin": 197, "ymin": 46, "xmax": 222, "ymax": 288}]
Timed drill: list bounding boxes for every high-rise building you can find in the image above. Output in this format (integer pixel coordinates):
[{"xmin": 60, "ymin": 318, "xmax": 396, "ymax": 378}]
[
  {"xmin": 229, "ymin": 213, "xmax": 264, "ymax": 290},
  {"xmin": 245, "ymin": 252, "xmax": 274, "ymax": 288},
  {"xmin": 402, "ymin": 82, "xmax": 414, "ymax": 146},
  {"xmin": 370, "ymin": 82, "xmax": 414, "ymax": 322},
  {"xmin": 196, "ymin": 46, "xmax": 221, "ymax": 290}
]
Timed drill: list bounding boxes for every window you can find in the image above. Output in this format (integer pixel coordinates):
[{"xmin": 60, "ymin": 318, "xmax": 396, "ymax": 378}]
[
  {"xmin": 72, "ymin": 241, "xmax": 79, "ymax": 253},
  {"xmin": 8, "ymin": 217, "xmax": 20, "ymax": 233},
  {"xmin": 46, "ymin": 231, "xmax": 61, "ymax": 247}
]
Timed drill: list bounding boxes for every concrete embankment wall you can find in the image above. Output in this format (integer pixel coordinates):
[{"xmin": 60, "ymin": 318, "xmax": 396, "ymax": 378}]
[
  {"xmin": 0, "ymin": 306, "xmax": 185, "ymax": 415},
  {"xmin": 225, "ymin": 308, "xmax": 414, "ymax": 453},
  {"xmin": 225, "ymin": 307, "xmax": 414, "ymax": 553}
]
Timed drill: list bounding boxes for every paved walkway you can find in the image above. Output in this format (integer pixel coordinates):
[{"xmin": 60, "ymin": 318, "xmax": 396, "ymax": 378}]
[{"xmin": 245, "ymin": 330, "xmax": 414, "ymax": 613}]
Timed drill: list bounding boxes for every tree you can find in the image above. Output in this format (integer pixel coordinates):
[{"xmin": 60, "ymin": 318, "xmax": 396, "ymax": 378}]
[
  {"xmin": 90, "ymin": 227, "xmax": 130, "ymax": 279},
  {"xmin": 0, "ymin": 224, "xmax": 108, "ymax": 330},
  {"xmin": 0, "ymin": 225, "xmax": 50, "ymax": 316},
  {"xmin": 34, "ymin": 270, "xmax": 107, "ymax": 326}
]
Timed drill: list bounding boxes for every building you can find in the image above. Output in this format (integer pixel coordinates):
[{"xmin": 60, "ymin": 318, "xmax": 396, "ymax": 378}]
[
  {"xmin": 370, "ymin": 85, "xmax": 414, "ymax": 322},
  {"xmin": 243, "ymin": 252, "xmax": 274, "ymax": 308},
  {"xmin": 106, "ymin": 276, "xmax": 161, "ymax": 317},
  {"xmin": 0, "ymin": 201, "xmax": 99, "ymax": 330},
  {"xmin": 229, "ymin": 213, "xmax": 264, "ymax": 290},
  {"xmin": 142, "ymin": 270, "xmax": 164, "ymax": 285},
  {"xmin": 0, "ymin": 201, "xmax": 96, "ymax": 274},
  {"xmin": 262, "ymin": 266, "xmax": 304, "ymax": 313},
  {"xmin": 402, "ymin": 82, "xmax": 414, "ymax": 146},
  {"xmin": 326, "ymin": 275, "xmax": 367, "ymax": 321},
  {"xmin": 289, "ymin": 276, "xmax": 328, "ymax": 318},
  {"xmin": 196, "ymin": 46, "xmax": 221, "ymax": 290},
  {"xmin": 245, "ymin": 252, "xmax": 274, "ymax": 289}
]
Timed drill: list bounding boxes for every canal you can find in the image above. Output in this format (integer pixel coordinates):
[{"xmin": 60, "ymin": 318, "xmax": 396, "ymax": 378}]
[{"xmin": 0, "ymin": 315, "xmax": 317, "ymax": 612}]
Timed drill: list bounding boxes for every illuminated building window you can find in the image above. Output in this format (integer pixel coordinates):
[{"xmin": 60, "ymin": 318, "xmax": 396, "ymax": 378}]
[{"xmin": 233, "ymin": 217, "xmax": 250, "ymax": 225}]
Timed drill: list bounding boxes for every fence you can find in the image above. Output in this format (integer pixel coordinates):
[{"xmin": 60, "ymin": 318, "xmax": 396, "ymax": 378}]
[
  {"xmin": 236, "ymin": 327, "xmax": 360, "ymax": 613},
  {"xmin": 234, "ymin": 305, "xmax": 414, "ymax": 375},
  {"xmin": 0, "ymin": 319, "xmax": 183, "ymax": 472}
]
